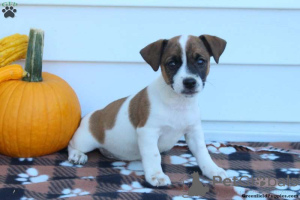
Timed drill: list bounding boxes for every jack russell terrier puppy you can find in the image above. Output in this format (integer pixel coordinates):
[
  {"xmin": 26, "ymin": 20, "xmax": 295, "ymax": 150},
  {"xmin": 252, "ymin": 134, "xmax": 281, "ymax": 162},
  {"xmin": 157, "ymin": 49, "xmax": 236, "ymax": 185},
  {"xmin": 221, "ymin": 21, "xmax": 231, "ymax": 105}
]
[{"xmin": 68, "ymin": 34, "xmax": 227, "ymax": 186}]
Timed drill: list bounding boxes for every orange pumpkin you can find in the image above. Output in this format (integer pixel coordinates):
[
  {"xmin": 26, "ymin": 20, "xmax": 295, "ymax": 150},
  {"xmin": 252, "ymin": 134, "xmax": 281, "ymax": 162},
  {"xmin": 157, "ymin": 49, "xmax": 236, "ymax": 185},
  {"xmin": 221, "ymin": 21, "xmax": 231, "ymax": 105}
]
[{"xmin": 0, "ymin": 29, "xmax": 81, "ymax": 157}]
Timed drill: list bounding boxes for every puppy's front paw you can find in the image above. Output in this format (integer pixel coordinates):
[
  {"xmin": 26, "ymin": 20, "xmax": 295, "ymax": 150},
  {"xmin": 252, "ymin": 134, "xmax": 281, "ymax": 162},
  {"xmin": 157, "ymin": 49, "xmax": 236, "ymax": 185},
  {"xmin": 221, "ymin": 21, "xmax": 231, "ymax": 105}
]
[
  {"xmin": 202, "ymin": 165, "xmax": 227, "ymax": 180},
  {"xmin": 68, "ymin": 148, "xmax": 88, "ymax": 165},
  {"xmin": 146, "ymin": 172, "xmax": 171, "ymax": 187}
]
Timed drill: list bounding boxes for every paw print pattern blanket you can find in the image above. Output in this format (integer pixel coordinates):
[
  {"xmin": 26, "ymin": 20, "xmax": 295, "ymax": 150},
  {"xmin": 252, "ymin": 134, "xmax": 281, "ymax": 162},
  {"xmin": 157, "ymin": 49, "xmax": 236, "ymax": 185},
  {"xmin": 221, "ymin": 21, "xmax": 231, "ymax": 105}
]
[{"xmin": 0, "ymin": 141, "xmax": 299, "ymax": 200}]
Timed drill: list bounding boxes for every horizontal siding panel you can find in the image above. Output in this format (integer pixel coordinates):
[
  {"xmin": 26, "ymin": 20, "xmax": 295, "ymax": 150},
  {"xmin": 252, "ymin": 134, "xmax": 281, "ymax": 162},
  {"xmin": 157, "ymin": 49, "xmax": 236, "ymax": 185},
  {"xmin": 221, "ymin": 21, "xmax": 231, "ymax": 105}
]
[
  {"xmin": 1, "ymin": 6, "xmax": 300, "ymax": 65},
  {"xmin": 17, "ymin": 0, "xmax": 300, "ymax": 10},
  {"xmin": 202, "ymin": 121, "xmax": 300, "ymax": 142},
  {"xmin": 14, "ymin": 61, "xmax": 300, "ymax": 123}
]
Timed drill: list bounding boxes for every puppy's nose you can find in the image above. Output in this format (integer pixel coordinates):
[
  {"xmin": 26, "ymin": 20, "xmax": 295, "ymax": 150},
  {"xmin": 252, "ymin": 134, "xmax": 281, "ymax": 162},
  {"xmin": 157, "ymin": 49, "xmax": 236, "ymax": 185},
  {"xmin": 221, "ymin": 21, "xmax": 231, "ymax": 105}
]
[{"xmin": 183, "ymin": 78, "xmax": 196, "ymax": 89}]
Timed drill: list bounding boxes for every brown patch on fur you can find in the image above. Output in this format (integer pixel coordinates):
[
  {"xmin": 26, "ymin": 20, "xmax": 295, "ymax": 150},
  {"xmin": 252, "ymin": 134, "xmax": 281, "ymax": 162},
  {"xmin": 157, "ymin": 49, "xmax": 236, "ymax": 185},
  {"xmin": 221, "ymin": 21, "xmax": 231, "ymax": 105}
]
[
  {"xmin": 186, "ymin": 36, "xmax": 211, "ymax": 59},
  {"xmin": 206, "ymin": 60, "xmax": 211, "ymax": 76},
  {"xmin": 129, "ymin": 87, "xmax": 150, "ymax": 128},
  {"xmin": 160, "ymin": 65, "xmax": 169, "ymax": 84},
  {"xmin": 199, "ymin": 34, "xmax": 227, "ymax": 64},
  {"xmin": 139, "ymin": 36, "xmax": 182, "ymax": 85},
  {"xmin": 89, "ymin": 97, "xmax": 127, "ymax": 144},
  {"xmin": 186, "ymin": 36, "xmax": 212, "ymax": 82},
  {"xmin": 160, "ymin": 36, "xmax": 182, "ymax": 85},
  {"xmin": 140, "ymin": 39, "xmax": 168, "ymax": 71}
]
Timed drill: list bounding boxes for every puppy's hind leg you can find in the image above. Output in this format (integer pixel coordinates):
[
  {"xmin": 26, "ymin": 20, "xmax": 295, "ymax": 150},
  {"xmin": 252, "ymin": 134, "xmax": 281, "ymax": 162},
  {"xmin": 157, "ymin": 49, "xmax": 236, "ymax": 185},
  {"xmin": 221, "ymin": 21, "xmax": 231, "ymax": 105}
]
[{"xmin": 68, "ymin": 113, "xmax": 101, "ymax": 164}]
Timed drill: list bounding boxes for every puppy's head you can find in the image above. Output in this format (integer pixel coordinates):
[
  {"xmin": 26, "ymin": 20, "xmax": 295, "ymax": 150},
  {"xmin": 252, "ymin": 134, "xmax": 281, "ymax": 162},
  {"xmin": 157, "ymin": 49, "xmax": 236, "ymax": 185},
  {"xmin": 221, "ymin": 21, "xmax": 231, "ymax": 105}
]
[{"xmin": 140, "ymin": 35, "xmax": 226, "ymax": 97}]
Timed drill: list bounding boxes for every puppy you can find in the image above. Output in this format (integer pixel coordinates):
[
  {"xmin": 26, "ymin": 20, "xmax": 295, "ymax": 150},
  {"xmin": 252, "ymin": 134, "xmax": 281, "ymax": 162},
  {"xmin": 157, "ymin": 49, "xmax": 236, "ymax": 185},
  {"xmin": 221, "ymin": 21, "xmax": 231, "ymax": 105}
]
[{"xmin": 68, "ymin": 34, "xmax": 227, "ymax": 186}]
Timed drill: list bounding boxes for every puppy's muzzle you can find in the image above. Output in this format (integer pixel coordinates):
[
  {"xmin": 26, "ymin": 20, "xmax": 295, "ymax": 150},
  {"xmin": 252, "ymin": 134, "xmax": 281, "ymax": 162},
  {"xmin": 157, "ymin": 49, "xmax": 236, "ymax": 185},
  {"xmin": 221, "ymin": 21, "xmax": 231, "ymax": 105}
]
[{"xmin": 183, "ymin": 78, "xmax": 197, "ymax": 90}]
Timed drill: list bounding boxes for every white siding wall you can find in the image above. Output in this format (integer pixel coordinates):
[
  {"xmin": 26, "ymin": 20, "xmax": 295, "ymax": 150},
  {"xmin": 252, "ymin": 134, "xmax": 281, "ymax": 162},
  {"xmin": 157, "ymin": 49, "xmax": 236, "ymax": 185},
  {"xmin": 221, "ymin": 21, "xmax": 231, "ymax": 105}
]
[{"xmin": 1, "ymin": 0, "xmax": 299, "ymax": 141}]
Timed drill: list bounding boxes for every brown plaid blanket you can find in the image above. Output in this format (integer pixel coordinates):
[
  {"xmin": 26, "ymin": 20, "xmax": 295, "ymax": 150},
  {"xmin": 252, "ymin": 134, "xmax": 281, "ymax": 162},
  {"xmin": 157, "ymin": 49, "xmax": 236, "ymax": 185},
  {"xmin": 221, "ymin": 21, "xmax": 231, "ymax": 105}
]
[{"xmin": 0, "ymin": 140, "xmax": 299, "ymax": 200}]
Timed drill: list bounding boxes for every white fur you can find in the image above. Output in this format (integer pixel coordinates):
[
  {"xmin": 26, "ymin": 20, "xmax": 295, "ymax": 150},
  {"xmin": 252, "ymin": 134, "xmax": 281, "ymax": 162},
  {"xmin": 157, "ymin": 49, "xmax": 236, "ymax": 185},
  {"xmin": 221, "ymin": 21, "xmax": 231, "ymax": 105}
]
[
  {"xmin": 68, "ymin": 35, "xmax": 227, "ymax": 186},
  {"xmin": 68, "ymin": 112, "xmax": 101, "ymax": 164}
]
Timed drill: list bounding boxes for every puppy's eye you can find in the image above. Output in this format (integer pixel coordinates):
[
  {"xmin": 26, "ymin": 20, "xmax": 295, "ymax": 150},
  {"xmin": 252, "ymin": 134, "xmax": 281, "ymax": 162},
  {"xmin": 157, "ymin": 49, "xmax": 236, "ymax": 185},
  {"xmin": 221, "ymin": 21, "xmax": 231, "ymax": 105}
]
[
  {"xmin": 197, "ymin": 58, "xmax": 205, "ymax": 65},
  {"xmin": 168, "ymin": 61, "xmax": 176, "ymax": 66}
]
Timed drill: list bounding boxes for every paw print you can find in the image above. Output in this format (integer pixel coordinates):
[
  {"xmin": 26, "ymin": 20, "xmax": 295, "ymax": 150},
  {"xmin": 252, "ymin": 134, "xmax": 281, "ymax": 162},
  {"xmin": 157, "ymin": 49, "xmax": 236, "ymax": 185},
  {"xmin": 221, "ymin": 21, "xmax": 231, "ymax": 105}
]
[
  {"xmin": 60, "ymin": 160, "xmax": 82, "ymax": 168},
  {"xmin": 207, "ymin": 142, "xmax": 236, "ymax": 155},
  {"xmin": 19, "ymin": 158, "xmax": 33, "ymax": 162},
  {"xmin": 112, "ymin": 161, "xmax": 144, "ymax": 176},
  {"xmin": 59, "ymin": 188, "xmax": 90, "ymax": 198},
  {"xmin": 184, "ymin": 177, "xmax": 210, "ymax": 184},
  {"xmin": 271, "ymin": 185, "xmax": 300, "ymax": 200},
  {"xmin": 280, "ymin": 168, "xmax": 300, "ymax": 175},
  {"xmin": 118, "ymin": 181, "xmax": 152, "ymax": 193},
  {"xmin": 15, "ymin": 168, "xmax": 49, "ymax": 185},
  {"xmin": 170, "ymin": 154, "xmax": 197, "ymax": 167},
  {"xmin": 175, "ymin": 140, "xmax": 188, "ymax": 147},
  {"xmin": 232, "ymin": 186, "xmax": 247, "ymax": 200},
  {"xmin": 20, "ymin": 197, "xmax": 34, "ymax": 200},
  {"xmin": 260, "ymin": 153, "xmax": 279, "ymax": 160},
  {"xmin": 2, "ymin": 6, "xmax": 17, "ymax": 18},
  {"xmin": 226, "ymin": 169, "xmax": 251, "ymax": 180},
  {"xmin": 80, "ymin": 176, "xmax": 95, "ymax": 180}
]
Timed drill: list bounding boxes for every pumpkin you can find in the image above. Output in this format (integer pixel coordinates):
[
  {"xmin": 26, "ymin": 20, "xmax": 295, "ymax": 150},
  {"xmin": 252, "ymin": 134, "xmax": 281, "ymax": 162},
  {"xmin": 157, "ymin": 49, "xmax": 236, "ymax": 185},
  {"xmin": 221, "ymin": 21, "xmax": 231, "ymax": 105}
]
[
  {"xmin": 0, "ymin": 33, "xmax": 28, "ymax": 67},
  {"xmin": 0, "ymin": 29, "xmax": 81, "ymax": 157}
]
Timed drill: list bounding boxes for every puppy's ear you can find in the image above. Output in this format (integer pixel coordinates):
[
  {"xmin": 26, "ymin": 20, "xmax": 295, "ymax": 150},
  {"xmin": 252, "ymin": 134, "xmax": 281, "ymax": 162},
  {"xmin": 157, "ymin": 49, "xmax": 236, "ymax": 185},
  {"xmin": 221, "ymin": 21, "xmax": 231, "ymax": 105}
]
[
  {"xmin": 199, "ymin": 35, "xmax": 226, "ymax": 64},
  {"xmin": 140, "ymin": 39, "xmax": 168, "ymax": 71}
]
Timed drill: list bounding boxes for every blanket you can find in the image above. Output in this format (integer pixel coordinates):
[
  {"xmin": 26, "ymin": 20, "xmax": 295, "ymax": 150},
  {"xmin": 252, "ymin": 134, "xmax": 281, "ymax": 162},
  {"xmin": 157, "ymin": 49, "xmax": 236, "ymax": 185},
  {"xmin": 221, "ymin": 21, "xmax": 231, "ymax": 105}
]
[{"xmin": 0, "ymin": 140, "xmax": 299, "ymax": 200}]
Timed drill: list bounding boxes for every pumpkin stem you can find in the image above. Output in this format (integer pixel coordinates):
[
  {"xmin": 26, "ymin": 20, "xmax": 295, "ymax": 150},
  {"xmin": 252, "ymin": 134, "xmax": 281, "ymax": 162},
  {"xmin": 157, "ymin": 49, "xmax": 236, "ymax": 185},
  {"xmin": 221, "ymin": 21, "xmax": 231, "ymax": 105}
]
[{"xmin": 22, "ymin": 28, "xmax": 44, "ymax": 82}]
